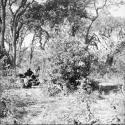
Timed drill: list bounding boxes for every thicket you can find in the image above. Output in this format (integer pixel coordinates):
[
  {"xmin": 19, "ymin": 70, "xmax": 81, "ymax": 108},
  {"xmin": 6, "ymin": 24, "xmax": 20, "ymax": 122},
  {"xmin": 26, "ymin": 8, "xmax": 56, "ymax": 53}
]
[{"xmin": 49, "ymin": 39, "xmax": 98, "ymax": 92}]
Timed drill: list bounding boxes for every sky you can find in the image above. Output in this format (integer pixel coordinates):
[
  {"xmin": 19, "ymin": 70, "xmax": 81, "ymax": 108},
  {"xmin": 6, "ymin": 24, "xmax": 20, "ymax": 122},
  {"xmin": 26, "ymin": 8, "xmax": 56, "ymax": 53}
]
[{"xmin": 110, "ymin": 5, "xmax": 125, "ymax": 17}]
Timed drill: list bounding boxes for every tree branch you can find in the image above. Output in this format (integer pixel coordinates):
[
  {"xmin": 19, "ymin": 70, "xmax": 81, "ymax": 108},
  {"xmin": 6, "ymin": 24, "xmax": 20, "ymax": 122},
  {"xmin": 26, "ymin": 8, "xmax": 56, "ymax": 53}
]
[
  {"xmin": 8, "ymin": 0, "xmax": 16, "ymax": 17},
  {"xmin": 39, "ymin": 27, "xmax": 50, "ymax": 50},
  {"xmin": 85, "ymin": 0, "xmax": 107, "ymax": 45}
]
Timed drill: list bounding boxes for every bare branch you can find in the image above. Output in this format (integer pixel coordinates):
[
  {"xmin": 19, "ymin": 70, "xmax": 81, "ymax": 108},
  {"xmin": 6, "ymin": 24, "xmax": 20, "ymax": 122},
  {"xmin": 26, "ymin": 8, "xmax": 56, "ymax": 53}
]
[
  {"xmin": 16, "ymin": 3, "xmax": 30, "ymax": 21},
  {"xmin": 94, "ymin": 0, "xmax": 107, "ymax": 19},
  {"xmin": 85, "ymin": 0, "xmax": 108, "ymax": 45},
  {"xmin": 14, "ymin": 0, "xmax": 27, "ymax": 16},
  {"xmin": 8, "ymin": 0, "xmax": 17, "ymax": 17},
  {"xmin": 39, "ymin": 27, "xmax": 50, "ymax": 50},
  {"xmin": 16, "ymin": 22, "xmax": 23, "ymax": 41}
]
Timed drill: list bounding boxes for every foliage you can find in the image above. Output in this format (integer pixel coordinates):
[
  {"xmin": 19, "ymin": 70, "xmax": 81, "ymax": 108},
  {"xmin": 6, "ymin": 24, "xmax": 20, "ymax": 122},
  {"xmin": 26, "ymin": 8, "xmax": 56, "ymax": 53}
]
[
  {"xmin": 25, "ymin": 0, "xmax": 88, "ymax": 29},
  {"xmin": 0, "ymin": 51, "xmax": 21, "ymax": 91},
  {"xmin": 0, "ymin": 49, "xmax": 13, "ymax": 70},
  {"xmin": 49, "ymin": 38, "xmax": 98, "ymax": 92},
  {"xmin": 48, "ymin": 85, "xmax": 62, "ymax": 96},
  {"xmin": 1, "ymin": 89, "xmax": 39, "ymax": 120},
  {"xmin": 0, "ymin": 75, "xmax": 21, "ymax": 91}
]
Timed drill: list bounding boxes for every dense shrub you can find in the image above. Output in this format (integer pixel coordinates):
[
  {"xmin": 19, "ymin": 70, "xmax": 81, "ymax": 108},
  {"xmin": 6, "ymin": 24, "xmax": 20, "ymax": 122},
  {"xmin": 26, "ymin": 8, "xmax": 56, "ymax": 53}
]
[
  {"xmin": 1, "ymin": 89, "xmax": 39, "ymax": 119},
  {"xmin": 0, "ymin": 50, "xmax": 13, "ymax": 70},
  {"xmin": 48, "ymin": 85, "xmax": 62, "ymax": 96},
  {"xmin": 0, "ymin": 76, "xmax": 22, "ymax": 91},
  {"xmin": 49, "ymin": 39, "xmax": 98, "ymax": 92}
]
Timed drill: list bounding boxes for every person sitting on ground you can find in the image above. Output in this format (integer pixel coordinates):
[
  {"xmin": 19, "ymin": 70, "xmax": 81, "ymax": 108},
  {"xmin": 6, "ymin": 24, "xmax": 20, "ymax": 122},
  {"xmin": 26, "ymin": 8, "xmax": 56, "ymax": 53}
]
[
  {"xmin": 17, "ymin": 68, "xmax": 40, "ymax": 88},
  {"xmin": 24, "ymin": 68, "xmax": 34, "ymax": 77}
]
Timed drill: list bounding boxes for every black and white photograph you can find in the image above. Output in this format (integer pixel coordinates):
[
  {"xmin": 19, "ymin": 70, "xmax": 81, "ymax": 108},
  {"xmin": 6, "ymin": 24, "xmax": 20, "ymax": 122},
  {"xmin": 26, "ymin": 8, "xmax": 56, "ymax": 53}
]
[{"xmin": 0, "ymin": 0, "xmax": 125, "ymax": 124}]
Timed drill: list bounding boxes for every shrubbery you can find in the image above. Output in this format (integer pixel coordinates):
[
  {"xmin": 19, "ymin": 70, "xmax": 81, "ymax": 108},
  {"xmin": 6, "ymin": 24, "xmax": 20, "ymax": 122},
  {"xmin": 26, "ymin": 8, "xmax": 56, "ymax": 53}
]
[
  {"xmin": 48, "ymin": 85, "xmax": 62, "ymax": 96},
  {"xmin": 49, "ymin": 39, "xmax": 98, "ymax": 92}
]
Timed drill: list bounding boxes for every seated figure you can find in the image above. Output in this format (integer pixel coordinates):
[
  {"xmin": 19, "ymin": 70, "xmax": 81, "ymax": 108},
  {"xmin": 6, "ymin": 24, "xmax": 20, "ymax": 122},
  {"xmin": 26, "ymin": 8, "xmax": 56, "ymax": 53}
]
[
  {"xmin": 17, "ymin": 68, "xmax": 40, "ymax": 88},
  {"xmin": 24, "ymin": 68, "xmax": 34, "ymax": 77}
]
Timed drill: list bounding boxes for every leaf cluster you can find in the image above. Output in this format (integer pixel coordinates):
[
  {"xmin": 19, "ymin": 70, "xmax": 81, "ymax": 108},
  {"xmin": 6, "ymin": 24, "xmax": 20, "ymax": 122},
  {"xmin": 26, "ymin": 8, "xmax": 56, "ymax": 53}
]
[
  {"xmin": 49, "ymin": 39, "xmax": 97, "ymax": 91},
  {"xmin": 25, "ymin": 0, "xmax": 88, "ymax": 29}
]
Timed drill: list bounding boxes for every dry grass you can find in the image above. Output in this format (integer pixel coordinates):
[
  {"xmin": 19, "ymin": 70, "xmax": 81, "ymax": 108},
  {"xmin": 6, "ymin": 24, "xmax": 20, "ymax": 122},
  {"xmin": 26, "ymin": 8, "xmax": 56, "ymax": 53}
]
[
  {"xmin": 1, "ymin": 85, "xmax": 125, "ymax": 124},
  {"xmin": 0, "ymin": 72, "xmax": 125, "ymax": 124}
]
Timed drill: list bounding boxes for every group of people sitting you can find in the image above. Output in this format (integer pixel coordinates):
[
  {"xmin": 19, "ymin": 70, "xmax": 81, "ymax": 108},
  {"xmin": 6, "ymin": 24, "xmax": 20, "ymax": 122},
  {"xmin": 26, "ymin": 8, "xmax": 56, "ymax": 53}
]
[{"xmin": 17, "ymin": 67, "xmax": 40, "ymax": 88}]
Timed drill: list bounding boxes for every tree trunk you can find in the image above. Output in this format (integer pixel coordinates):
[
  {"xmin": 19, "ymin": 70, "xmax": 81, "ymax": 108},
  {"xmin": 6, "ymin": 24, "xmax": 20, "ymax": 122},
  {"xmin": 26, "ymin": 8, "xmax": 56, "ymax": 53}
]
[
  {"xmin": 0, "ymin": 0, "xmax": 6, "ymax": 97},
  {"xmin": 0, "ymin": 0, "xmax": 6, "ymax": 51},
  {"xmin": 105, "ymin": 54, "xmax": 114, "ymax": 66},
  {"xmin": 13, "ymin": 42, "xmax": 16, "ymax": 69},
  {"xmin": 30, "ymin": 46, "xmax": 34, "ymax": 64},
  {"xmin": 41, "ymin": 58, "xmax": 46, "ymax": 80},
  {"xmin": 29, "ymin": 34, "xmax": 35, "ymax": 64},
  {"xmin": 12, "ymin": 26, "xmax": 17, "ymax": 69}
]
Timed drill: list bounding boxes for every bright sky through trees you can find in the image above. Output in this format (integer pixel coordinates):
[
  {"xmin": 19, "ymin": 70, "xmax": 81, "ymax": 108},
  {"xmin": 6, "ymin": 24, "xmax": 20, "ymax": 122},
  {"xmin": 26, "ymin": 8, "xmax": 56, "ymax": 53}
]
[{"xmin": 110, "ymin": 5, "xmax": 125, "ymax": 17}]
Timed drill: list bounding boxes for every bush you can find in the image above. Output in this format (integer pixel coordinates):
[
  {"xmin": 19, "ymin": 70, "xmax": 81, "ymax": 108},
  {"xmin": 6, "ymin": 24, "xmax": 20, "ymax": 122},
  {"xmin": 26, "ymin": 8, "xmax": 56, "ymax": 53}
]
[
  {"xmin": 0, "ymin": 50, "xmax": 13, "ymax": 70},
  {"xmin": 0, "ymin": 76, "xmax": 22, "ymax": 91},
  {"xmin": 1, "ymin": 89, "xmax": 39, "ymax": 120},
  {"xmin": 49, "ymin": 39, "xmax": 98, "ymax": 92},
  {"xmin": 48, "ymin": 85, "xmax": 62, "ymax": 96}
]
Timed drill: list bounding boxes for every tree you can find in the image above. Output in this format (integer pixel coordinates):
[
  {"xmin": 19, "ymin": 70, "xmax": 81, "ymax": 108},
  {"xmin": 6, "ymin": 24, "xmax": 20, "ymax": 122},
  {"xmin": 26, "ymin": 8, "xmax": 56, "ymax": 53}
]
[
  {"xmin": 24, "ymin": 0, "xmax": 89, "ymax": 47},
  {"xmin": 0, "ymin": 0, "xmax": 7, "ymax": 51},
  {"xmin": 29, "ymin": 33, "xmax": 35, "ymax": 64},
  {"xmin": 84, "ymin": 0, "xmax": 108, "ymax": 48},
  {"xmin": 95, "ymin": 15, "xmax": 125, "ymax": 66},
  {"xmin": 8, "ymin": 0, "xmax": 34, "ymax": 68}
]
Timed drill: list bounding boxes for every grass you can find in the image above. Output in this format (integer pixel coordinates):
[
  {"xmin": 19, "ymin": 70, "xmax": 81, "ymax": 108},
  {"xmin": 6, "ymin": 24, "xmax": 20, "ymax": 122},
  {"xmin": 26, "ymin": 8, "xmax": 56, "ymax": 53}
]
[{"xmin": 0, "ymin": 73, "xmax": 125, "ymax": 124}]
